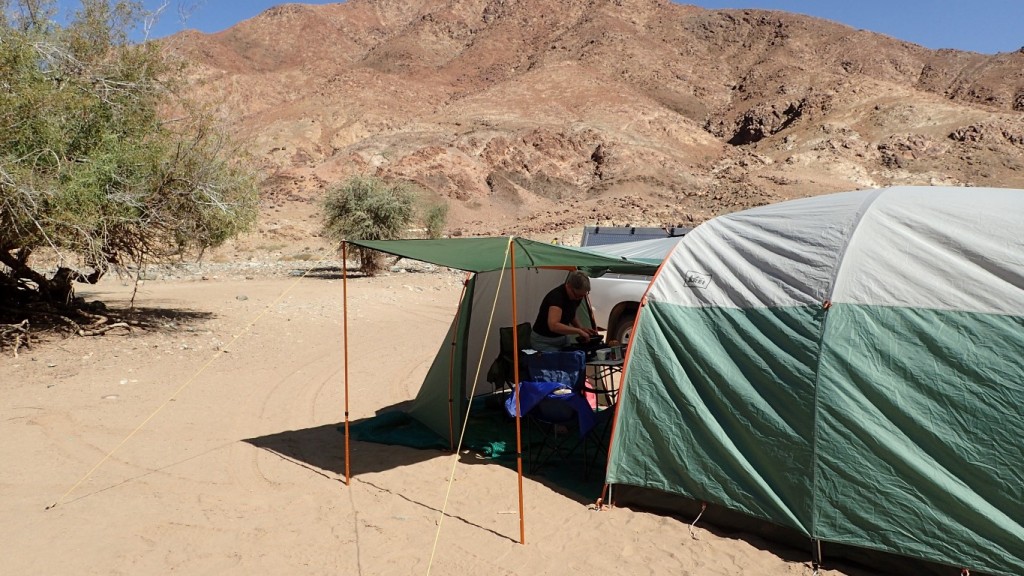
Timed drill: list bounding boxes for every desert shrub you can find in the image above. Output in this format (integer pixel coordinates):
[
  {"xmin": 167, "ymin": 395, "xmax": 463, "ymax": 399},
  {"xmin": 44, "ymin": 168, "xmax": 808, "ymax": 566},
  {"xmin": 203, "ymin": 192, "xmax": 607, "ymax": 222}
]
[
  {"xmin": 422, "ymin": 202, "xmax": 449, "ymax": 239},
  {"xmin": 320, "ymin": 175, "xmax": 415, "ymax": 274}
]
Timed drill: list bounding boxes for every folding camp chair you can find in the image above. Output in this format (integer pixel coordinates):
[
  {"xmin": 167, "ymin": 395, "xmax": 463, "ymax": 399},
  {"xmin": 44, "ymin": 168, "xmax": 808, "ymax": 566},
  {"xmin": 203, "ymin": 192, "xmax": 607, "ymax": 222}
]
[
  {"xmin": 505, "ymin": 350, "xmax": 603, "ymax": 476},
  {"xmin": 486, "ymin": 322, "xmax": 533, "ymax": 396}
]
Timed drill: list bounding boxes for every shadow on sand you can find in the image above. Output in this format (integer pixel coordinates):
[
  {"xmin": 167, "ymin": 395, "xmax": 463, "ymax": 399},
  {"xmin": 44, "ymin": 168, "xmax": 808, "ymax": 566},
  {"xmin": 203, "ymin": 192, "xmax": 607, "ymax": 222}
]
[
  {"xmin": 243, "ymin": 398, "xmax": 608, "ymax": 506},
  {"xmin": 287, "ymin": 262, "xmax": 443, "ymax": 281},
  {"xmin": 244, "ymin": 400, "xmax": 954, "ymax": 576},
  {"xmin": 244, "ymin": 420, "xmax": 438, "ymax": 479}
]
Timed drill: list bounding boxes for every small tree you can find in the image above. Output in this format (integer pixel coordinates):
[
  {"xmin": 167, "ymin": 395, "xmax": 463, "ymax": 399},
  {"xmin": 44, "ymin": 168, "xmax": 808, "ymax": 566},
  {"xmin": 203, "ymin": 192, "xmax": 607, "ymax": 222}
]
[
  {"xmin": 321, "ymin": 175, "xmax": 415, "ymax": 275},
  {"xmin": 0, "ymin": 0, "xmax": 259, "ymax": 322}
]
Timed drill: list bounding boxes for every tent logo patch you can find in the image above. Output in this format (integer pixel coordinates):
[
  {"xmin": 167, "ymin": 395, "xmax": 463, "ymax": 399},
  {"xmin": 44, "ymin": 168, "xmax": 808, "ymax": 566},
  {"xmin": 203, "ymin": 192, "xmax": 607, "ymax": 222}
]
[{"xmin": 684, "ymin": 271, "xmax": 711, "ymax": 288}]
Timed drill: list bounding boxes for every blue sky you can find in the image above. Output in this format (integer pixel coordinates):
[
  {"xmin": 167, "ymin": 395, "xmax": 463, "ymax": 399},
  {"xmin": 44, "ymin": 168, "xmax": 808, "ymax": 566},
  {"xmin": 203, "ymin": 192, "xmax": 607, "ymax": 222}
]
[{"xmin": 56, "ymin": 0, "xmax": 1023, "ymax": 54}]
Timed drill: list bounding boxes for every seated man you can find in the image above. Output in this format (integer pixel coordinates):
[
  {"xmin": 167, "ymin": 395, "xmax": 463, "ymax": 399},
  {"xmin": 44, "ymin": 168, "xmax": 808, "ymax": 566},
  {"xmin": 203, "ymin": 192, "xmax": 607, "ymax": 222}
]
[{"xmin": 531, "ymin": 270, "xmax": 601, "ymax": 352}]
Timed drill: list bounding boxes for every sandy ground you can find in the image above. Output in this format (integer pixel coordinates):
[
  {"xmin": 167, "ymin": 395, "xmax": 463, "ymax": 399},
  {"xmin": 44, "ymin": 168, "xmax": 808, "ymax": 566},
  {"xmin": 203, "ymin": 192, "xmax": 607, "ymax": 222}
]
[{"xmin": 1, "ymin": 266, "xmax": 869, "ymax": 576}]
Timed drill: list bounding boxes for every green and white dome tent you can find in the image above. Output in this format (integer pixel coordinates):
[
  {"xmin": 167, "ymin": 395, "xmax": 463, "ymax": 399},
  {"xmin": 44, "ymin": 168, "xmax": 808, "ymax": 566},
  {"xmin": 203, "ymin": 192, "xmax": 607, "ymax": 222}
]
[{"xmin": 605, "ymin": 186, "xmax": 1024, "ymax": 575}]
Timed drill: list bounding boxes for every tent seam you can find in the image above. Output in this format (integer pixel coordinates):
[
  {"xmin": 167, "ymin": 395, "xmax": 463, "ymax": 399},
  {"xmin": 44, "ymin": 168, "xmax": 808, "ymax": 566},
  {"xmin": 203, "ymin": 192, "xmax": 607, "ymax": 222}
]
[{"xmin": 809, "ymin": 188, "xmax": 885, "ymax": 541}]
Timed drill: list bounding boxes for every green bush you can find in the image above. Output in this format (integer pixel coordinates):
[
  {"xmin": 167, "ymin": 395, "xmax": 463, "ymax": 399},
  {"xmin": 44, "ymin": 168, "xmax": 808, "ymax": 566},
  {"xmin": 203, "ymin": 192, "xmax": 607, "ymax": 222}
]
[
  {"xmin": 321, "ymin": 176, "xmax": 415, "ymax": 274},
  {"xmin": 422, "ymin": 202, "xmax": 449, "ymax": 239},
  {"xmin": 0, "ymin": 0, "xmax": 259, "ymax": 307}
]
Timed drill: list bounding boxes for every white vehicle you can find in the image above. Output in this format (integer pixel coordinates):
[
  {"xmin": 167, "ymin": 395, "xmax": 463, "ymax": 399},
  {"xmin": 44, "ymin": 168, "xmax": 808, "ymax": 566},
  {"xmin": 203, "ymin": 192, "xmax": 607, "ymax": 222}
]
[
  {"xmin": 588, "ymin": 272, "xmax": 653, "ymax": 345},
  {"xmin": 582, "ymin": 234, "xmax": 688, "ymax": 345}
]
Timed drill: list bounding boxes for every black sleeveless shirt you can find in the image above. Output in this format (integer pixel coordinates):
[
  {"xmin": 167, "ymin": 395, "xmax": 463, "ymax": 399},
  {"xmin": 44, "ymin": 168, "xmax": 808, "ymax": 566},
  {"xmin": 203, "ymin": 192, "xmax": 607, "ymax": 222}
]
[{"xmin": 533, "ymin": 284, "xmax": 582, "ymax": 337}]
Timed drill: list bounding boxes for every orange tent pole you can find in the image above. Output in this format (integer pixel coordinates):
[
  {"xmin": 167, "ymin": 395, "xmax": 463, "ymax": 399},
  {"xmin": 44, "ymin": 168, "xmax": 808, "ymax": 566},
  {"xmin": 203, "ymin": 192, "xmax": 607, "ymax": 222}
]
[
  {"xmin": 342, "ymin": 242, "xmax": 351, "ymax": 486},
  {"xmin": 509, "ymin": 237, "xmax": 526, "ymax": 545}
]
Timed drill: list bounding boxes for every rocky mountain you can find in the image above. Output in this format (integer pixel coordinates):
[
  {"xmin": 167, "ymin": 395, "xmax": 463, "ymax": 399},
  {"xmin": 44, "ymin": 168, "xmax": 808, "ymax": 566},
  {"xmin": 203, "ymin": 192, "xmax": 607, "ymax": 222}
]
[{"xmin": 164, "ymin": 0, "xmax": 1024, "ymax": 240}]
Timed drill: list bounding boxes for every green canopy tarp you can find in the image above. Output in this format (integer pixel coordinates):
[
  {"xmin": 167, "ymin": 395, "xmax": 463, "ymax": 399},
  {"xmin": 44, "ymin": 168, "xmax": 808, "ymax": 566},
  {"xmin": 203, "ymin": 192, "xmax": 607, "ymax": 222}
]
[
  {"xmin": 340, "ymin": 236, "xmax": 659, "ymax": 543},
  {"xmin": 350, "ymin": 237, "xmax": 659, "ymax": 275},
  {"xmin": 346, "ymin": 236, "xmax": 656, "ymax": 445}
]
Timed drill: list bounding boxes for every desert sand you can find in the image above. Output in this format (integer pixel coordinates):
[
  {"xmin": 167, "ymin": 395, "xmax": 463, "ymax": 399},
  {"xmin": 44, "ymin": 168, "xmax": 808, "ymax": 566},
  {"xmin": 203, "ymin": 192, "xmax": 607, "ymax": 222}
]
[{"xmin": 1, "ymin": 261, "xmax": 870, "ymax": 575}]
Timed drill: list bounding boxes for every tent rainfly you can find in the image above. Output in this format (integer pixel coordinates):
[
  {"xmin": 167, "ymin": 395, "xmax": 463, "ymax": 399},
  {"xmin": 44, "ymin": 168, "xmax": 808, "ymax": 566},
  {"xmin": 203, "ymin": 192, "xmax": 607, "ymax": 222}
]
[
  {"xmin": 606, "ymin": 186, "xmax": 1024, "ymax": 575},
  {"xmin": 339, "ymin": 236, "xmax": 658, "ymax": 544}
]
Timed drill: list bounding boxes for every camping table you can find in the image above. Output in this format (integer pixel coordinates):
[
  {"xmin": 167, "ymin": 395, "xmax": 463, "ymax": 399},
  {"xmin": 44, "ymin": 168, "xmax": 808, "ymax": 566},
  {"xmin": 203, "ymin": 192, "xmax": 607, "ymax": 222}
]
[
  {"xmin": 586, "ymin": 358, "xmax": 624, "ymax": 407},
  {"xmin": 583, "ymin": 358, "xmax": 624, "ymax": 472}
]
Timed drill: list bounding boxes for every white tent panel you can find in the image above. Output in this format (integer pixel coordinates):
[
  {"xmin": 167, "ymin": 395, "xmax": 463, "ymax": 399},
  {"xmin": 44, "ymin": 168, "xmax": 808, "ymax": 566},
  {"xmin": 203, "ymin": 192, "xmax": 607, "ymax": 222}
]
[
  {"xmin": 834, "ymin": 187, "xmax": 1024, "ymax": 315},
  {"xmin": 648, "ymin": 190, "xmax": 873, "ymax": 309},
  {"xmin": 464, "ymin": 268, "xmax": 571, "ymax": 396}
]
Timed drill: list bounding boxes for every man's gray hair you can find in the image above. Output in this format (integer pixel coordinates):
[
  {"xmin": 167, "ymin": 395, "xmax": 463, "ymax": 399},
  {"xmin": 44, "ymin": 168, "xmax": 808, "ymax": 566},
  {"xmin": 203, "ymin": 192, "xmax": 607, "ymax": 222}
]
[{"xmin": 566, "ymin": 270, "xmax": 590, "ymax": 292}]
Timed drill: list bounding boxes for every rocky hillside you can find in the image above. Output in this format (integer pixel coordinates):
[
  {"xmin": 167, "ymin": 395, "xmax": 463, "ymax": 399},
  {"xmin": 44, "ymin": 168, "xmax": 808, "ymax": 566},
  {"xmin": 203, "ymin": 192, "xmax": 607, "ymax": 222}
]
[{"xmin": 163, "ymin": 0, "xmax": 1024, "ymax": 240}]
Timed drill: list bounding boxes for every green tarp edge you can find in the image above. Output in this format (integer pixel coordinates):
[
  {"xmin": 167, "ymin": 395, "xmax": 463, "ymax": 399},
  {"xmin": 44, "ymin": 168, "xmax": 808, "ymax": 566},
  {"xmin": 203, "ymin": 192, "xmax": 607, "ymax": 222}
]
[
  {"xmin": 348, "ymin": 237, "xmax": 659, "ymax": 275},
  {"xmin": 408, "ymin": 275, "xmax": 475, "ymax": 445}
]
